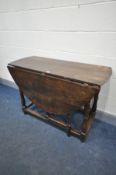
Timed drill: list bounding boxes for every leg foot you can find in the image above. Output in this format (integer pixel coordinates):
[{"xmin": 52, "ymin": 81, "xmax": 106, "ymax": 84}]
[{"xmin": 80, "ymin": 132, "xmax": 87, "ymax": 142}]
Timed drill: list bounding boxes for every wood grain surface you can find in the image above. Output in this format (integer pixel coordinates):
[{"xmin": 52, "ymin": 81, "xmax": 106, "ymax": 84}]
[{"xmin": 8, "ymin": 56, "xmax": 112, "ymax": 86}]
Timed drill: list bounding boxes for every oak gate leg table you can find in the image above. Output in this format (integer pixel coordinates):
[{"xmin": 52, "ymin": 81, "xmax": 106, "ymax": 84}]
[{"xmin": 7, "ymin": 56, "xmax": 112, "ymax": 142}]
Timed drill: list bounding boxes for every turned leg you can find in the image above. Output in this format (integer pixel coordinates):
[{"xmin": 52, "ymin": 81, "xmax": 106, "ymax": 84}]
[
  {"xmin": 80, "ymin": 93, "xmax": 99, "ymax": 142},
  {"xmin": 19, "ymin": 90, "xmax": 25, "ymax": 107},
  {"xmin": 80, "ymin": 103, "xmax": 91, "ymax": 142},
  {"xmin": 19, "ymin": 90, "xmax": 27, "ymax": 113},
  {"xmin": 91, "ymin": 93, "xmax": 99, "ymax": 114}
]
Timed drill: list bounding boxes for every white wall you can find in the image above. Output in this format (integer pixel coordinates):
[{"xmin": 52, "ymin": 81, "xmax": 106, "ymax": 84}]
[{"xmin": 0, "ymin": 0, "xmax": 116, "ymax": 115}]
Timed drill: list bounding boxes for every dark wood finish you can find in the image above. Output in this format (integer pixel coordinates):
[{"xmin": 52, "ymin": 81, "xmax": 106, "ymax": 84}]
[
  {"xmin": 9, "ymin": 56, "xmax": 112, "ymax": 86},
  {"xmin": 7, "ymin": 56, "xmax": 112, "ymax": 142},
  {"xmin": 8, "ymin": 66, "xmax": 99, "ymax": 114}
]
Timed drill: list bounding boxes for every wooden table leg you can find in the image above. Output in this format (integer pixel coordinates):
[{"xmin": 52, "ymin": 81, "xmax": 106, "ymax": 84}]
[
  {"xmin": 66, "ymin": 113, "xmax": 72, "ymax": 137},
  {"xmin": 80, "ymin": 93, "xmax": 99, "ymax": 142},
  {"xmin": 19, "ymin": 90, "xmax": 26, "ymax": 109},
  {"xmin": 19, "ymin": 90, "xmax": 33, "ymax": 114}
]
